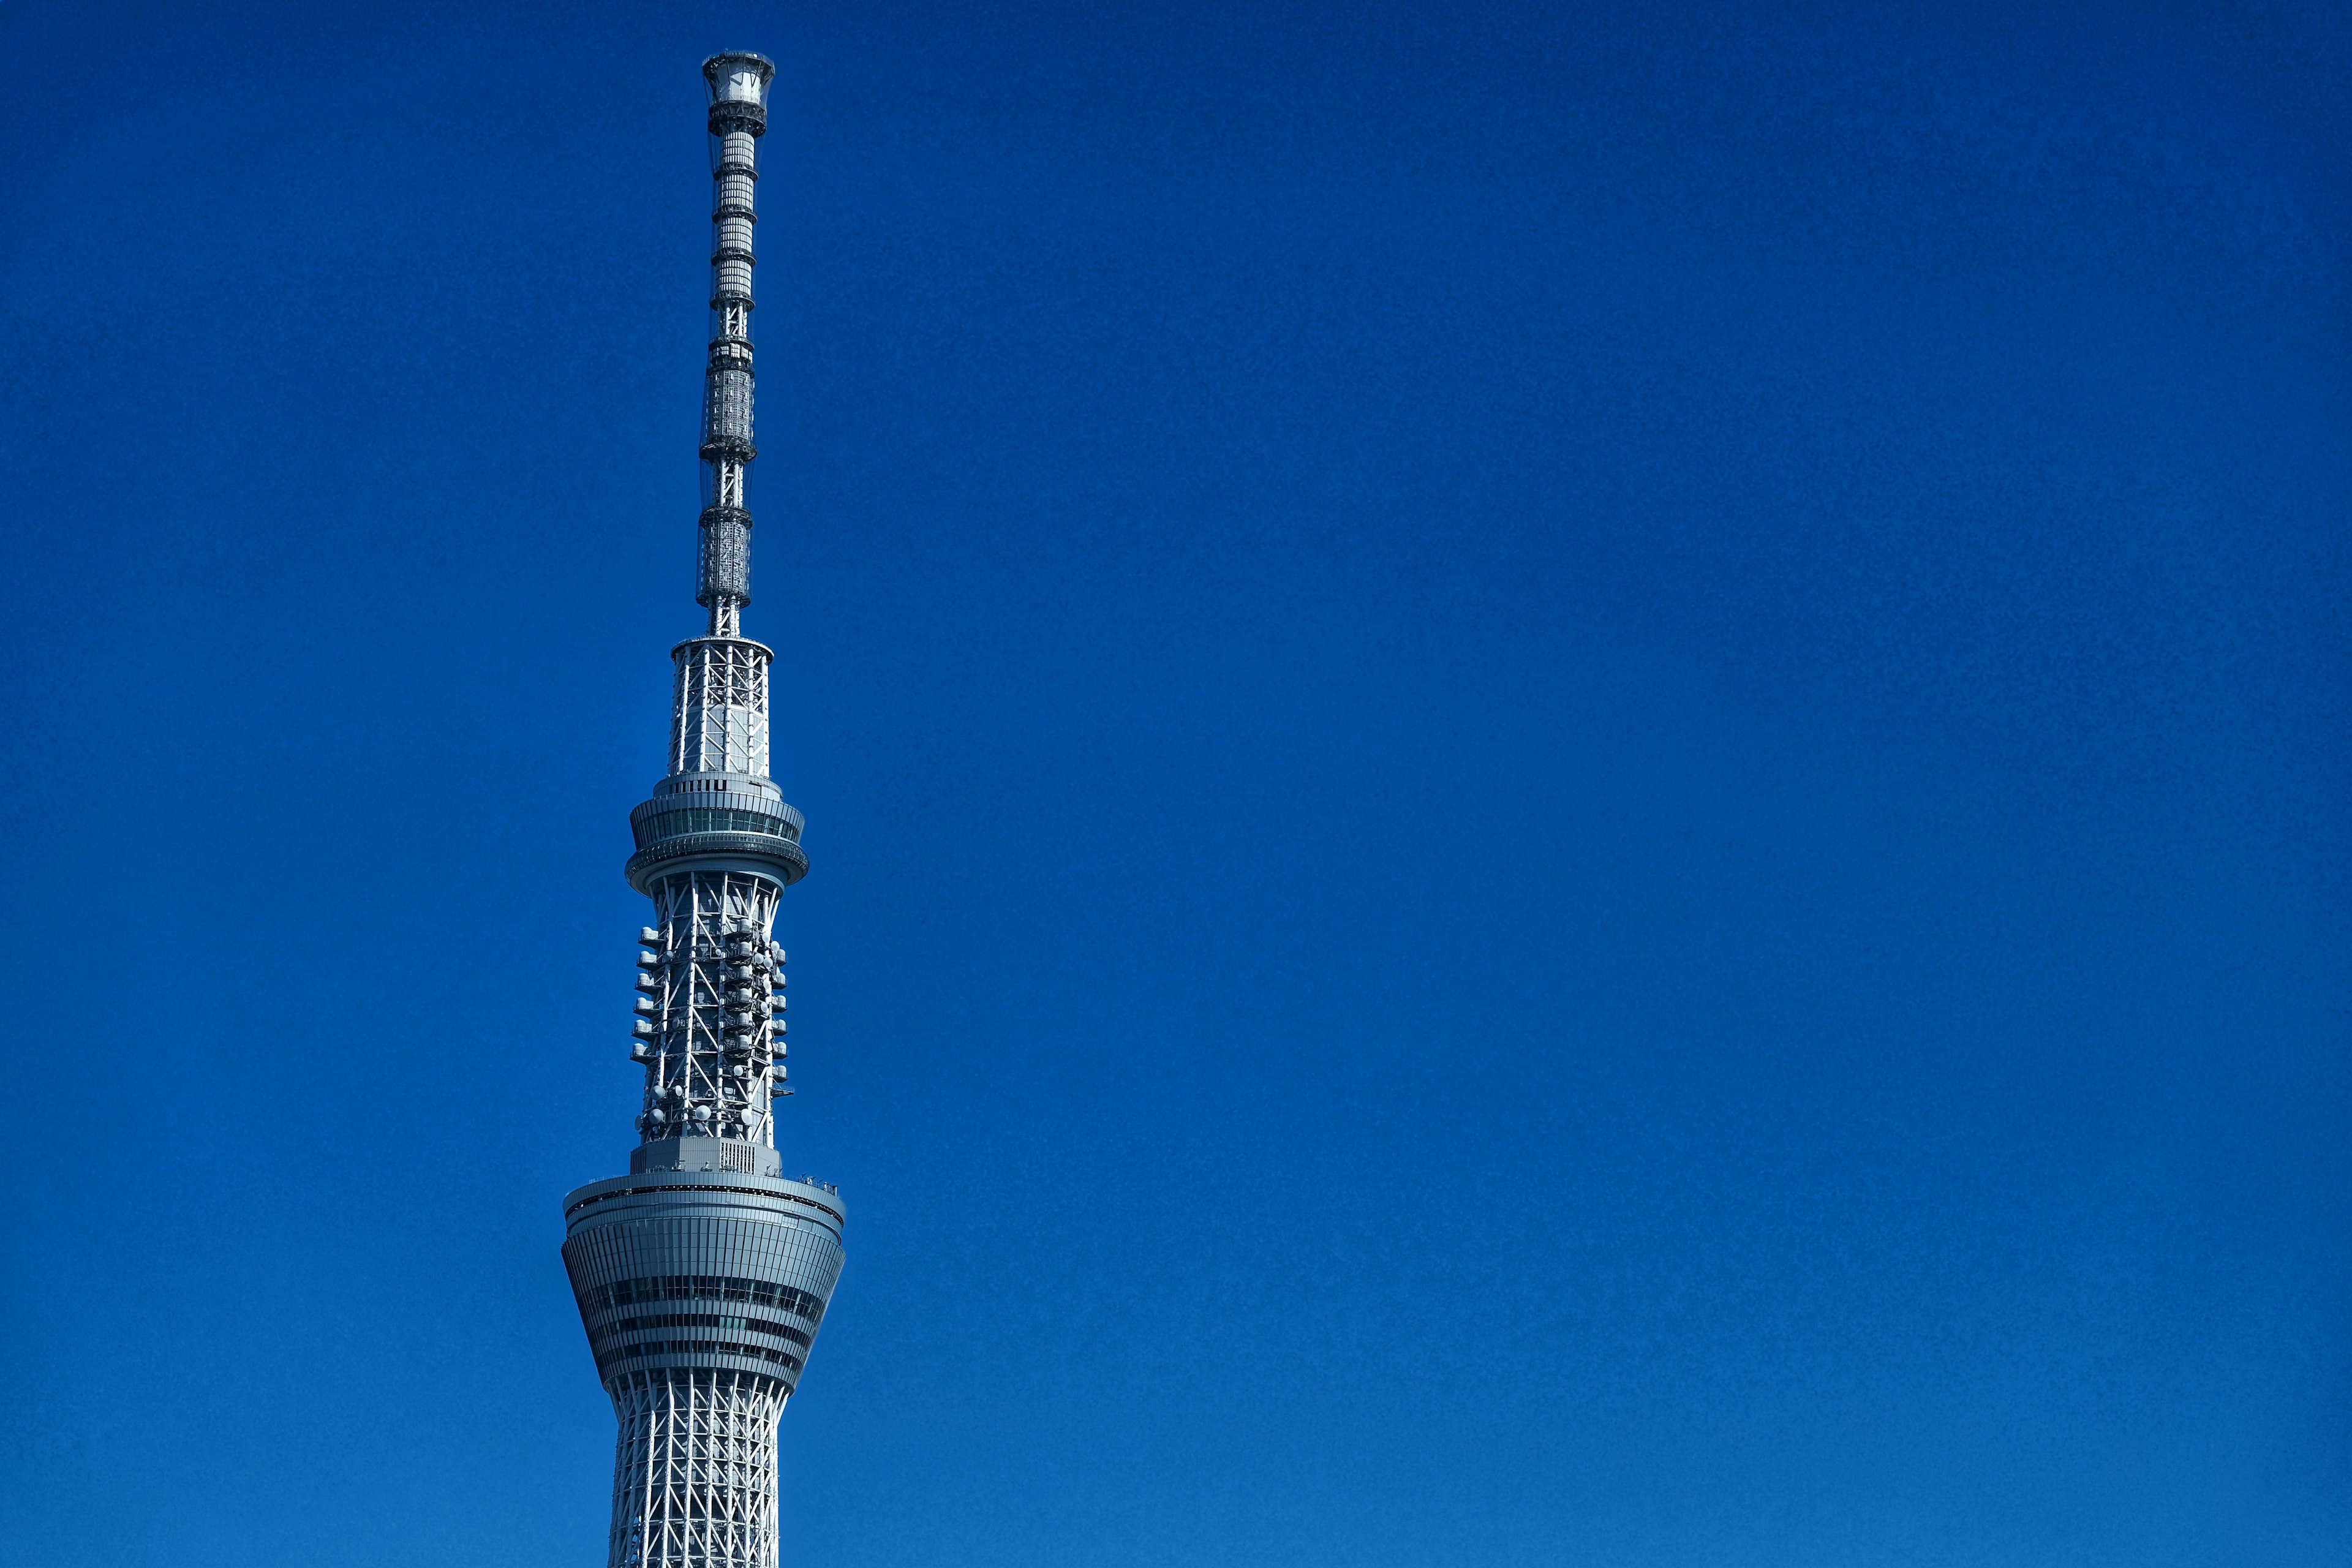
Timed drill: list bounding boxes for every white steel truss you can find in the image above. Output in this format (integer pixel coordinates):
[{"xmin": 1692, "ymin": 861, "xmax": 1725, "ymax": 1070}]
[
  {"xmin": 607, "ymin": 1371, "xmax": 786, "ymax": 1568},
  {"xmin": 671, "ymin": 639, "xmax": 772, "ymax": 778},
  {"xmin": 639, "ymin": 870, "xmax": 786, "ymax": 1145}
]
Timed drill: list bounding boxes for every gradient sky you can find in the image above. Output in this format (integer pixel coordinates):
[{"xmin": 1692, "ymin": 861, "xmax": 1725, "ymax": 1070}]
[{"xmin": 2, "ymin": 4, "xmax": 2346, "ymax": 1566}]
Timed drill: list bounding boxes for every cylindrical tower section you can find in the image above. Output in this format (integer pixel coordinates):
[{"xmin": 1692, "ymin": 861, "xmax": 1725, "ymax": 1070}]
[
  {"xmin": 564, "ymin": 1172, "xmax": 846, "ymax": 1568},
  {"xmin": 671, "ymin": 637, "xmax": 772, "ymax": 778},
  {"xmin": 623, "ymin": 873, "xmax": 796, "ymax": 1153},
  {"xmin": 697, "ymin": 52, "xmax": 773, "ymax": 638}
]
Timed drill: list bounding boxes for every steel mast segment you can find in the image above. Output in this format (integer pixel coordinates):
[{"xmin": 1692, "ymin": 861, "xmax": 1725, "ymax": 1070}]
[
  {"xmin": 564, "ymin": 53, "xmax": 847, "ymax": 1568},
  {"xmin": 698, "ymin": 51, "xmax": 761, "ymax": 642}
]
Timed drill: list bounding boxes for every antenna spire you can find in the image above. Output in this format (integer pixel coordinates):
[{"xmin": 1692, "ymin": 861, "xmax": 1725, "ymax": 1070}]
[{"xmin": 696, "ymin": 51, "xmax": 774, "ymax": 639}]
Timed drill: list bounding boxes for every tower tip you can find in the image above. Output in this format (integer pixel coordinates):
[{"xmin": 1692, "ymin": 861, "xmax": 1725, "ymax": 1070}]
[{"xmin": 703, "ymin": 53, "xmax": 775, "ymax": 100}]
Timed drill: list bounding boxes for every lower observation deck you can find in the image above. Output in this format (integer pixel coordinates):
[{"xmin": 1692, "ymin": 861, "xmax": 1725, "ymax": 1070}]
[{"xmin": 563, "ymin": 1161, "xmax": 845, "ymax": 1398}]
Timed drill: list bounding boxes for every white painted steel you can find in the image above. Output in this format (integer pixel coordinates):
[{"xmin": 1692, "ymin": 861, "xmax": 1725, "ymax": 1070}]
[{"xmin": 606, "ymin": 1372, "xmax": 785, "ymax": 1568}]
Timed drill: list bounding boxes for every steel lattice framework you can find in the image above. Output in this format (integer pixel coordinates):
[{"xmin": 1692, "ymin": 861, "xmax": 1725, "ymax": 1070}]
[
  {"xmin": 608, "ymin": 1372, "xmax": 785, "ymax": 1568},
  {"xmin": 563, "ymin": 53, "xmax": 846, "ymax": 1568}
]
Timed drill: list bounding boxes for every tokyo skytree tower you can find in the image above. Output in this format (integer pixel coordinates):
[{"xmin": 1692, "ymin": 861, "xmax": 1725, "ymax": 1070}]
[{"xmin": 561, "ymin": 54, "xmax": 845, "ymax": 1568}]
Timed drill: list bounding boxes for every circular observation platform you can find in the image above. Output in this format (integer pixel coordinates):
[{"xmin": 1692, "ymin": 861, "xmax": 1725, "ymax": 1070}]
[
  {"xmin": 562, "ymin": 1166, "xmax": 845, "ymax": 1398},
  {"xmin": 625, "ymin": 774, "xmax": 807, "ymax": 894}
]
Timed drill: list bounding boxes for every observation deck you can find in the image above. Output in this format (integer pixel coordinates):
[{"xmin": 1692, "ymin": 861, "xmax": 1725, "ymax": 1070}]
[
  {"xmin": 624, "ymin": 771, "xmax": 807, "ymax": 893},
  {"xmin": 563, "ymin": 1166, "xmax": 846, "ymax": 1401}
]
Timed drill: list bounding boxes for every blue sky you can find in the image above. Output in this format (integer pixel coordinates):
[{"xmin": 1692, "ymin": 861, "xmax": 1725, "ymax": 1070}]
[{"xmin": 1, "ymin": 3, "xmax": 2345, "ymax": 1565}]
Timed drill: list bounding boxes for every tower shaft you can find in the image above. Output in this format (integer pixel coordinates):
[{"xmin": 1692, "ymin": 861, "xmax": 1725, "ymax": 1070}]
[
  {"xmin": 565, "ymin": 53, "xmax": 845, "ymax": 1568},
  {"xmin": 608, "ymin": 1373, "xmax": 784, "ymax": 1568}
]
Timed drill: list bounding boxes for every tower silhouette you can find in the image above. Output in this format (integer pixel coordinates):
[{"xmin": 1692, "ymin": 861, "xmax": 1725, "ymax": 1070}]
[{"xmin": 561, "ymin": 53, "xmax": 845, "ymax": 1568}]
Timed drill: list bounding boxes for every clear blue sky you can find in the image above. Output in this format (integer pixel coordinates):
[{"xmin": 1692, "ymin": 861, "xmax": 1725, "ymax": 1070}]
[{"xmin": 1, "ymin": 3, "xmax": 2345, "ymax": 1565}]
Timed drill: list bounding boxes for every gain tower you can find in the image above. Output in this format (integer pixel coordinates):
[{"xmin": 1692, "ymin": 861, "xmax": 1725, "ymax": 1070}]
[{"xmin": 562, "ymin": 54, "xmax": 846, "ymax": 1568}]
